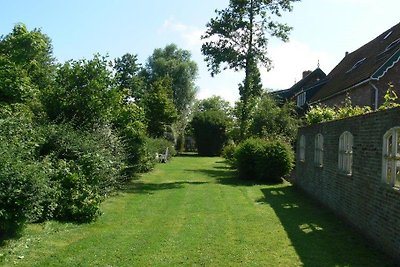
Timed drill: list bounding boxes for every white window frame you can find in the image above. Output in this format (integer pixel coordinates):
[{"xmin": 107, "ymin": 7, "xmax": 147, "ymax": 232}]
[
  {"xmin": 382, "ymin": 127, "xmax": 400, "ymax": 188},
  {"xmin": 297, "ymin": 91, "xmax": 306, "ymax": 107},
  {"xmin": 338, "ymin": 131, "xmax": 353, "ymax": 175},
  {"xmin": 299, "ymin": 135, "xmax": 306, "ymax": 162},
  {"xmin": 314, "ymin": 134, "xmax": 324, "ymax": 167}
]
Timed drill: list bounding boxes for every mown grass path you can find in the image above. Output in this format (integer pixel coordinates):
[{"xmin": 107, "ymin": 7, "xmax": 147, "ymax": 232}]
[{"xmin": 0, "ymin": 157, "xmax": 395, "ymax": 266}]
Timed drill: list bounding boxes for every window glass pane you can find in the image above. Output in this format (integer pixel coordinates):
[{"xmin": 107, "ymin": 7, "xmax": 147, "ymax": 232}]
[
  {"xmin": 388, "ymin": 134, "xmax": 393, "ymax": 156},
  {"xmin": 397, "ymin": 130, "xmax": 400, "ymax": 156},
  {"xmin": 396, "ymin": 163, "xmax": 400, "ymax": 187},
  {"xmin": 320, "ymin": 149, "xmax": 323, "ymax": 165},
  {"xmin": 349, "ymin": 153, "xmax": 353, "ymax": 174},
  {"xmin": 387, "ymin": 164, "xmax": 392, "ymax": 184}
]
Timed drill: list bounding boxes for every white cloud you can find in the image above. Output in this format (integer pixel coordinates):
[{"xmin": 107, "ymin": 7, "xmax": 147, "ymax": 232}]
[
  {"xmin": 160, "ymin": 17, "xmax": 204, "ymax": 48},
  {"xmin": 261, "ymin": 39, "xmax": 338, "ymax": 90},
  {"xmin": 196, "ymin": 69, "xmax": 242, "ymax": 104},
  {"xmin": 159, "ymin": 19, "xmax": 340, "ymax": 103}
]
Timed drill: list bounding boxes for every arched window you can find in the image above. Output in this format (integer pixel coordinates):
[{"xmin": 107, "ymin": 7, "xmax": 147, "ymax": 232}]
[
  {"xmin": 382, "ymin": 127, "xmax": 400, "ymax": 188},
  {"xmin": 314, "ymin": 134, "xmax": 324, "ymax": 167},
  {"xmin": 299, "ymin": 135, "xmax": 306, "ymax": 161},
  {"xmin": 338, "ymin": 131, "xmax": 353, "ymax": 175}
]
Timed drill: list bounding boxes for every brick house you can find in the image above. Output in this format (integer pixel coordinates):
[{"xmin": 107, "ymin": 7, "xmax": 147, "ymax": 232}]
[
  {"xmin": 310, "ymin": 22, "xmax": 400, "ymax": 109},
  {"xmin": 271, "ymin": 68, "xmax": 326, "ymax": 109}
]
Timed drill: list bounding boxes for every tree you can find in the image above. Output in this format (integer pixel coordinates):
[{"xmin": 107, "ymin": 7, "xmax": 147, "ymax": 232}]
[
  {"xmin": 202, "ymin": 0, "xmax": 299, "ymax": 139},
  {"xmin": 0, "ymin": 23, "xmax": 55, "ymax": 92},
  {"xmin": 0, "ymin": 56, "xmax": 33, "ymax": 103},
  {"xmin": 250, "ymin": 93, "xmax": 299, "ymax": 142},
  {"xmin": 191, "ymin": 110, "xmax": 229, "ymax": 156},
  {"xmin": 144, "ymin": 44, "xmax": 198, "ymax": 113},
  {"xmin": 0, "ymin": 23, "xmax": 55, "ymax": 111},
  {"xmin": 195, "ymin": 95, "xmax": 232, "ymax": 114},
  {"xmin": 43, "ymin": 54, "xmax": 114, "ymax": 127},
  {"xmin": 143, "ymin": 77, "xmax": 178, "ymax": 137},
  {"xmin": 144, "ymin": 44, "xmax": 198, "ymax": 150},
  {"xmin": 113, "ymin": 53, "xmax": 145, "ymax": 102}
]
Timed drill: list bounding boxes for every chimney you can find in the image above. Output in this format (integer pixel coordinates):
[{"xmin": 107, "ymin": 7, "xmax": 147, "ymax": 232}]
[
  {"xmin": 345, "ymin": 51, "xmax": 349, "ymax": 57},
  {"xmin": 302, "ymin": 70, "xmax": 312, "ymax": 79}
]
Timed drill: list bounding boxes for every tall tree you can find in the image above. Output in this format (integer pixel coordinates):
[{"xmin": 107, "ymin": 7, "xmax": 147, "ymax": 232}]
[
  {"xmin": 0, "ymin": 23, "xmax": 55, "ymax": 107},
  {"xmin": 143, "ymin": 77, "xmax": 178, "ymax": 137},
  {"xmin": 195, "ymin": 95, "xmax": 232, "ymax": 114},
  {"xmin": 113, "ymin": 53, "xmax": 145, "ymax": 102},
  {"xmin": 145, "ymin": 44, "xmax": 198, "ymax": 113},
  {"xmin": 43, "ymin": 54, "xmax": 114, "ymax": 127},
  {"xmin": 201, "ymin": 0, "xmax": 299, "ymax": 139},
  {"xmin": 144, "ymin": 44, "xmax": 198, "ymax": 149},
  {"xmin": 0, "ymin": 23, "xmax": 55, "ymax": 92}
]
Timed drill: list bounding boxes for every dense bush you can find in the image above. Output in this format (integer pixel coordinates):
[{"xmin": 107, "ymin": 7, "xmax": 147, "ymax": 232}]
[
  {"xmin": 0, "ymin": 106, "xmax": 50, "ymax": 235},
  {"xmin": 119, "ymin": 122, "xmax": 154, "ymax": 173},
  {"xmin": 235, "ymin": 138, "xmax": 294, "ymax": 183},
  {"xmin": 37, "ymin": 123, "xmax": 126, "ymax": 222},
  {"xmin": 0, "ymin": 144, "xmax": 46, "ymax": 236},
  {"xmin": 305, "ymin": 95, "xmax": 372, "ymax": 124},
  {"xmin": 250, "ymin": 94, "xmax": 299, "ymax": 142},
  {"xmin": 146, "ymin": 138, "xmax": 176, "ymax": 160},
  {"xmin": 42, "ymin": 55, "xmax": 115, "ymax": 128},
  {"xmin": 222, "ymin": 142, "xmax": 237, "ymax": 166},
  {"xmin": 191, "ymin": 110, "xmax": 228, "ymax": 156}
]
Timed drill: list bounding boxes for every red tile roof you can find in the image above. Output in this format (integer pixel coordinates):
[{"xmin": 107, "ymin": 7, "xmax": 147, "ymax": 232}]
[{"xmin": 311, "ymin": 22, "xmax": 400, "ymax": 103}]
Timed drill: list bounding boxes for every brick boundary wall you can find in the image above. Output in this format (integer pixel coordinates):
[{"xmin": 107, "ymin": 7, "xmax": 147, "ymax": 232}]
[{"xmin": 296, "ymin": 107, "xmax": 400, "ymax": 261}]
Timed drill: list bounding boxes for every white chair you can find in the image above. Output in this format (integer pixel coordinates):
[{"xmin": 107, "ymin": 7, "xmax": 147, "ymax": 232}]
[{"xmin": 158, "ymin": 147, "xmax": 169, "ymax": 163}]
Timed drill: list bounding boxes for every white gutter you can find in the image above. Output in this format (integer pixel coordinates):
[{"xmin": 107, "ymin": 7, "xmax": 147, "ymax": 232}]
[{"xmin": 370, "ymin": 82, "xmax": 379, "ymax": 110}]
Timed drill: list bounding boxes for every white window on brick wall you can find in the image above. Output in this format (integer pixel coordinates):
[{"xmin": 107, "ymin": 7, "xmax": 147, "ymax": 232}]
[
  {"xmin": 338, "ymin": 131, "xmax": 353, "ymax": 175},
  {"xmin": 314, "ymin": 133, "xmax": 324, "ymax": 167},
  {"xmin": 297, "ymin": 91, "xmax": 306, "ymax": 107},
  {"xmin": 382, "ymin": 127, "xmax": 400, "ymax": 188},
  {"xmin": 299, "ymin": 135, "xmax": 306, "ymax": 161}
]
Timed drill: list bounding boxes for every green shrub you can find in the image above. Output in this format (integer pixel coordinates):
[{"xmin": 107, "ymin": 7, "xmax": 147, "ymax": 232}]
[
  {"xmin": 222, "ymin": 142, "xmax": 237, "ymax": 166},
  {"xmin": 0, "ymin": 146, "xmax": 46, "ymax": 236},
  {"xmin": 119, "ymin": 122, "xmax": 154, "ymax": 173},
  {"xmin": 250, "ymin": 94, "xmax": 299, "ymax": 142},
  {"xmin": 235, "ymin": 138, "xmax": 262, "ymax": 179},
  {"xmin": 146, "ymin": 138, "xmax": 176, "ymax": 161},
  {"xmin": 0, "ymin": 107, "xmax": 52, "ymax": 235},
  {"xmin": 305, "ymin": 105, "xmax": 336, "ymax": 124},
  {"xmin": 306, "ymin": 96, "xmax": 372, "ymax": 125},
  {"xmin": 235, "ymin": 137, "xmax": 294, "ymax": 182},
  {"xmin": 37, "ymin": 123, "xmax": 126, "ymax": 222},
  {"xmin": 191, "ymin": 110, "xmax": 228, "ymax": 156},
  {"xmin": 50, "ymin": 159, "xmax": 102, "ymax": 222}
]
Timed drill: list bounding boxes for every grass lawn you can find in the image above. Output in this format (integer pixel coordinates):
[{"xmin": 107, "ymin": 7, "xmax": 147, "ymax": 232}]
[{"xmin": 0, "ymin": 156, "xmax": 396, "ymax": 266}]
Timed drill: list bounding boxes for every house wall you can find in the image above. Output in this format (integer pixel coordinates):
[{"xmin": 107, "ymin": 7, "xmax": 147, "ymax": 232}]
[
  {"xmin": 296, "ymin": 107, "xmax": 400, "ymax": 261},
  {"xmin": 320, "ymin": 64, "xmax": 400, "ymax": 109}
]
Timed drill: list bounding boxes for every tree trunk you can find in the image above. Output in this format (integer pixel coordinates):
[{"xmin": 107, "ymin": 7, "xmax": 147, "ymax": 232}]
[{"xmin": 239, "ymin": 0, "xmax": 254, "ymax": 140}]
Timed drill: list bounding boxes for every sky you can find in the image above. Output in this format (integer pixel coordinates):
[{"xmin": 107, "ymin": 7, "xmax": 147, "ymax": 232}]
[{"xmin": 1, "ymin": 0, "xmax": 399, "ymax": 103}]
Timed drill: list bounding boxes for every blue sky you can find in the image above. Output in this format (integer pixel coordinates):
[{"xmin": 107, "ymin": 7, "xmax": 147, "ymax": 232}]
[{"xmin": 1, "ymin": 0, "xmax": 399, "ymax": 103}]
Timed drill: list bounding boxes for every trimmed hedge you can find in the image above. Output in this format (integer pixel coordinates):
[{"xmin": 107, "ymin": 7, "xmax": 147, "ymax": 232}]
[
  {"xmin": 191, "ymin": 110, "xmax": 228, "ymax": 156},
  {"xmin": 235, "ymin": 137, "xmax": 294, "ymax": 183}
]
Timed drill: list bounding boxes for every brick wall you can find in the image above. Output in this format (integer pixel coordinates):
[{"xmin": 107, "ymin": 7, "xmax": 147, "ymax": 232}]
[{"xmin": 296, "ymin": 107, "xmax": 400, "ymax": 260}]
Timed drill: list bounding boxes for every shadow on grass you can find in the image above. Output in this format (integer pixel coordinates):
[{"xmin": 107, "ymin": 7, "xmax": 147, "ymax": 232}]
[
  {"xmin": 121, "ymin": 181, "xmax": 208, "ymax": 195},
  {"xmin": 259, "ymin": 186, "xmax": 396, "ymax": 267},
  {"xmin": 184, "ymin": 165, "xmax": 271, "ymax": 187}
]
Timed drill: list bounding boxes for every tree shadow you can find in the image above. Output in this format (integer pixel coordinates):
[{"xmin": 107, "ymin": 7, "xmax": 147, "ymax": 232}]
[
  {"xmin": 258, "ymin": 186, "xmax": 396, "ymax": 267},
  {"xmin": 121, "ymin": 180, "xmax": 208, "ymax": 195},
  {"xmin": 185, "ymin": 160, "xmax": 287, "ymax": 186}
]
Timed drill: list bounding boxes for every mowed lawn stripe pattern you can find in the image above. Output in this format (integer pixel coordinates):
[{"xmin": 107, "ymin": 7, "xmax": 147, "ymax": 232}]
[{"xmin": 2, "ymin": 157, "xmax": 394, "ymax": 266}]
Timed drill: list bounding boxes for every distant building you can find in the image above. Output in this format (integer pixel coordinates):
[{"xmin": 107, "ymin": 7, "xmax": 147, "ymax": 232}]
[
  {"xmin": 271, "ymin": 68, "xmax": 327, "ymax": 110},
  {"xmin": 310, "ymin": 22, "xmax": 400, "ymax": 109}
]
